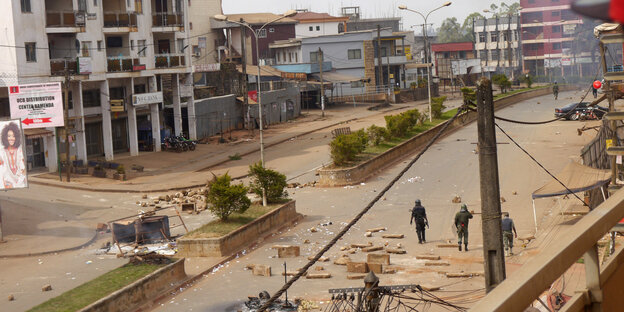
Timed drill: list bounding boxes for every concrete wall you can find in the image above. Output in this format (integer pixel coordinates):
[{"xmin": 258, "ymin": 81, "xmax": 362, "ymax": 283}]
[
  {"xmin": 177, "ymin": 201, "xmax": 299, "ymax": 257},
  {"xmin": 79, "ymin": 259, "xmax": 187, "ymax": 312},
  {"xmin": 249, "ymin": 86, "xmax": 301, "ymax": 126},
  {"xmin": 188, "ymin": 0, "xmax": 224, "ymax": 64},
  {"xmin": 0, "ymin": 1, "xmax": 18, "ymax": 87},
  {"xmin": 296, "ymin": 21, "xmax": 341, "ymax": 38},
  {"xmin": 194, "ymin": 94, "xmax": 241, "ymax": 139}
]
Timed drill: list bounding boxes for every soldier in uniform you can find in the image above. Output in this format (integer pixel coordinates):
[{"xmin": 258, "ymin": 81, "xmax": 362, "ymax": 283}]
[
  {"xmin": 553, "ymin": 81, "xmax": 559, "ymax": 100},
  {"xmin": 501, "ymin": 212, "xmax": 518, "ymax": 256},
  {"xmin": 410, "ymin": 199, "xmax": 429, "ymax": 244},
  {"xmin": 454, "ymin": 204, "xmax": 473, "ymax": 251}
]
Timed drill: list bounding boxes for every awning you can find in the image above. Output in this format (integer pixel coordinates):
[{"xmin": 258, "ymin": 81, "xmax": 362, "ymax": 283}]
[
  {"xmin": 312, "ymin": 72, "xmax": 363, "ymax": 83},
  {"xmin": 532, "ymin": 162, "xmax": 611, "ymax": 199},
  {"xmin": 24, "ymin": 128, "xmax": 54, "ymax": 139}
]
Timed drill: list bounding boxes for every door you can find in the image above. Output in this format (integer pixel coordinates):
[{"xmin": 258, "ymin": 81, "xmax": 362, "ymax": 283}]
[
  {"xmin": 112, "ymin": 118, "xmax": 129, "ymax": 153},
  {"xmin": 158, "ymin": 40, "xmax": 170, "ymax": 54},
  {"xmin": 154, "ymin": 0, "xmax": 167, "ymax": 12},
  {"xmin": 85, "ymin": 122, "xmax": 103, "ymax": 156}
]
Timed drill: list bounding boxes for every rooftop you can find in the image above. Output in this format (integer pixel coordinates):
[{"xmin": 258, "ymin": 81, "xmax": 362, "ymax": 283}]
[
  {"xmin": 292, "ymin": 12, "xmax": 349, "ymax": 23},
  {"xmin": 212, "ymin": 13, "xmax": 297, "ymax": 27}
]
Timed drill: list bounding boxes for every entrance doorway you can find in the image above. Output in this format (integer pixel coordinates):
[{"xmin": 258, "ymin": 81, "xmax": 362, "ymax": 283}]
[
  {"xmin": 112, "ymin": 118, "xmax": 129, "ymax": 153},
  {"xmin": 85, "ymin": 122, "xmax": 103, "ymax": 156},
  {"xmin": 26, "ymin": 137, "xmax": 45, "ymax": 170}
]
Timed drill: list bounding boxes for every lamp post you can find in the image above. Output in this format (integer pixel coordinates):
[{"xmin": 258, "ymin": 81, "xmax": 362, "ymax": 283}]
[
  {"xmin": 214, "ymin": 10, "xmax": 296, "ymax": 206},
  {"xmin": 399, "ymin": 2, "xmax": 452, "ymax": 122}
]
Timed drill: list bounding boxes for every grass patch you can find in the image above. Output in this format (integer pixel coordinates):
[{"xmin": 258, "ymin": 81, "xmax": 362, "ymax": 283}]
[
  {"xmin": 28, "ymin": 263, "xmax": 164, "ymax": 312},
  {"xmin": 493, "ymin": 86, "xmax": 548, "ymax": 100},
  {"xmin": 185, "ymin": 203, "xmax": 282, "ymax": 238}
]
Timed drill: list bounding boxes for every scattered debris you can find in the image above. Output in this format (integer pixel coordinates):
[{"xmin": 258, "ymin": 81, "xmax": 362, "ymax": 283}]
[
  {"xmin": 367, "ymin": 253, "xmax": 390, "ymax": 265},
  {"xmin": 367, "ymin": 227, "xmax": 386, "ymax": 233},
  {"xmin": 512, "ymin": 191, "xmax": 518, "ymax": 195},
  {"xmin": 42, "ymin": 285, "xmax": 52, "ymax": 292},
  {"xmin": 142, "ymin": 194, "xmax": 148, "ymax": 199},
  {"xmin": 362, "ymin": 246, "xmax": 383, "ymax": 252},
  {"xmin": 347, "ymin": 274, "xmax": 366, "ymax": 280},
  {"xmin": 309, "ymin": 227, "xmax": 318, "ymax": 233},
  {"xmin": 421, "ymin": 285, "xmax": 440, "ymax": 291},
  {"xmin": 365, "ymin": 232, "xmax": 372, "ymax": 237},
  {"xmin": 306, "ymin": 273, "xmax": 332, "ymax": 279},
  {"xmin": 8, "ymin": 294, "xmax": 14, "ymax": 301},
  {"xmin": 340, "ymin": 246, "xmax": 349, "ymax": 251},
  {"xmin": 437, "ymin": 244, "xmax": 459, "ymax": 248},
  {"xmin": 416, "ymin": 255, "xmax": 441, "ymax": 261},
  {"xmin": 382, "ymin": 267, "xmax": 397, "ymax": 274},
  {"xmin": 500, "ymin": 197, "xmax": 506, "ymax": 203},
  {"xmin": 381, "ymin": 234, "xmax": 404, "ymax": 239},
  {"xmin": 351, "ymin": 243, "xmax": 372, "ymax": 248},
  {"xmin": 128, "ymin": 253, "xmax": 173, "ymax": 265},
  {"xmin": 334, "ymin": 255, "xmax": 351, "ymax": 265},
  {"xmin": 452, "ymin": 196, "xmax": 462, "ymax": 203},
  {"xmin": 446, "ymin": 272, "xmax": 483, "ymax": 278},
  {"xmin": 314, "ymin": 266, "xmax": 325, "ymax": 271},
  {"xmin": 346, "ymin": 262, "xmax": 368, "ymax": 273},
  {"xmin": 303, "ymin": 239, "xmax": 310, "ymax": 244},
  {"xmin": 308, "ymin": 256, "xmax": 329, "ymax": 262},
  {"xmin": 385, "ymin": 248, "xmax": 407, "ymax": 254},
  {"xmin": 425, "ymin": 261, "xmax": 450, "ymax": 266},
  {"xmin": 282, "ymin": 271, "xmax": 304, "ymax": 277},
  {"xmin": 272, "ymin": 245, "xmax": 300, "ymax": 258},
  {"xmin": 241, "ymin": 291, "xmax": 297, "ymax": 311}
]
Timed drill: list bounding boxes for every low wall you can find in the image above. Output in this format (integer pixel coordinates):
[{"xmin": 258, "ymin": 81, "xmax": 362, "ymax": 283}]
[
  {"xmin": 318, "ymin": 85, "xmax": 577, "ymax": 186},
  {"xmin": 177, "ymin": 200, "xmax": 299, "ymax": 257},
  {"xmin": 79, "ymin": 259, "xmax": 186, "ymax": 312}
]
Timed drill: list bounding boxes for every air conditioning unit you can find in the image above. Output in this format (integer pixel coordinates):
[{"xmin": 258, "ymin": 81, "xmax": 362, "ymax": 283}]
[{"xmin": 193, "ymin": 51, "xmax": 201, "ymax": 57}]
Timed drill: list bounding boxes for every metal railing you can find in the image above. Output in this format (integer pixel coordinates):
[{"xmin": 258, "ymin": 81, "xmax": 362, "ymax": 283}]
[
  {"xmin": 152, "ymin": 12, "xmax": 184, "ymax": 27},
  {"xmin": 46, "ymin": 11, "xmax": 79, "ymax": 27},
  {"xmin": 103, "ymin": 11, "xmax": 138, "ymax": 28},
  {"xmin": 107, "ymin": 56, "xmax": 136, "ymax": 72},
  {"xmin": 155, "ymin": 53, "xmax": 185, "ymax": 68},
  {"xmin": 50, "ymin": 58, "xmax": 77, "ymax": 75}
]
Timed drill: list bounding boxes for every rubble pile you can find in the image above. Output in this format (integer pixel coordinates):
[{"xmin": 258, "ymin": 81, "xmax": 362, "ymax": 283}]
[{"xmin": 136, "ymin": 188, "xmax": 207, "ymax": 213}]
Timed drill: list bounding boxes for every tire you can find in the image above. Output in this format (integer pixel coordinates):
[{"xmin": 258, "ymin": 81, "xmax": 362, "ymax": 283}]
[
  {"xmin": 571, "ymin": 113, "xmax": 579, "ymax": 121},
  {"xmin": 189, "ymin": 143, "xmax": 196, "ymax": 151}
]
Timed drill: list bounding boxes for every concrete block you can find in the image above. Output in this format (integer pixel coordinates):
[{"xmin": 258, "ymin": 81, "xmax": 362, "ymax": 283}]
[
  {"xmin": 42, "ymin": 284, "xmax": 52, "ymax": 292},
  {"xmin": 367, "ymin": 227, "xmax": 386, "ymax": 233},
  {"xmin": 351, "ymin": 242, "xmax": 372, "ymax": 248},
  {"xmin": 385, "ymin": 248, "xmax": 407, "ymax": 254},
  {"xmin": 381, "ymin": 234, "xmax": 404, "ymax": 239},
  {"xmin": 272, "ymin": 245, "xmax": 300, "ymax": 258},
  {"xmin": 347, "ymin": 274, "xmax": 366, "ymax": 280},
  {"xmin": 416, "ymin": 255, "xmax": 440, "ymax": 260},
  {"xmin": 362, "ymin": 246, "xmax": 383, "ymax": 252},
  {"xmin": 334, "ymin": 255, "xmax": 351, "ymax": 265},
  {"xmin": 425, "ymin": 261, "xmax": 450, "ymax": 266},
  {"xmin": 367, "ymin": 262, "xmax": 383, "ymax": 274},
  {"xmin": 383, "ymin": 267, "xmax": 397, "ymax": 274},
  {"xmin": 306, "ymin": 273, "xmax": 331, "ymax": 279},
  {"xmin": 346, "ymin": 262, "xmax": 368, "ymax": 273},
  {"xmin": 252, "ymin": 265, "xmax": 271, "ymax": 277},
  {"xmin": 367, "ymin": 253, "xmax": 390, "ymax": 265}
]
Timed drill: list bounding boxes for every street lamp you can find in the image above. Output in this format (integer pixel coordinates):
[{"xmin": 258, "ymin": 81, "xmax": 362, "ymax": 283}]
[
  {"xmin": 399, "ymin": 2, "xmax": 452, "ymax": 122},
  {"xmin": 214, "ymin": 10, "xmax": 296, "ymax": 206}
]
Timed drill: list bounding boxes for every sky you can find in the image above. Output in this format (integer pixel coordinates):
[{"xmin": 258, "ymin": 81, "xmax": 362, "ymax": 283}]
[{"xmin": 222, "ymin": 0, "xmax": 518, "ymax": 34}]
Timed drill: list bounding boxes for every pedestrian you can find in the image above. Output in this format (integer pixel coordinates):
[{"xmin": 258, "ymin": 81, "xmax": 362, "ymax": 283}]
[
  {"xmin": 553, "ymin": 81, "xmax": 559, "ymax": 100},
  {"xmin": 454, "ymin": 204, "xmax": 473, "ymax": 251},
  {"xmin": 592, "ymin": 85, "xmax": 598, "ymax": 98},
  {"xmin": 410, "ymin": 199, "xmax": 429, "ymax": 244},
  {"xmin": 501, "ymin": 212, "xmax": 518, "ymax": 256}
]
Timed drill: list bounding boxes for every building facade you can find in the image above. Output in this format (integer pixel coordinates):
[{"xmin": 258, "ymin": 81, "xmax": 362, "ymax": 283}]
[
  {"xmin": 291, "ymin": 11, "xmax": 348, "ymax": 38},
  {"xmin": 187, "ymin": 0, "xmax": 225, "ymax": 65},
  {"xmin": 0, "ymin": 0, "xmax": 193, "ymax": 171},
  {"xmin": 474, "ymin": 16, "xmax": 522, "ymax": 79},
  {"xmin": 431, "ymin": 42, "xmax": 476, "ymax": 87}
]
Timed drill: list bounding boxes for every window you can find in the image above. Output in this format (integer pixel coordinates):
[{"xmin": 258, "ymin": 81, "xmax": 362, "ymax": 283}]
[
  {"xmin": 134, "ymin": 84, "xmax": 146, "ymax": 94},
  {"xmin": 295, "ymin": 53, "xmax": 298, "ymax": 62},
  {"xmin": 552, "ymin": 25, "xmax": 561, "ymax": 32},
  {"xmin": 269, "ymin": 28, "xmax": 275, "ymax": 33},
  {"xmin": 288, "ymin": 52, "xmax": 292, "ymax": 63},
  {"xmin": 552, "ymin": 11, "xmax": 560, "ymax": 17},
  {"xmin": 459, "ymin": 51, "xmax": 466, "ymax": 58},
  {"xmin": 503, "ymin": 32, "xmax": 509, "ymax": 42},
  {"xmin": 530, "ymin": 44, "xmax": 539, "ymax": 50},
  {"xmin": 380, "ymin": 47, "xmax": 387, "ymax": 57},
  {"xmin": 491, "ymin": 32, "xmax": 498, "ymax": 42},
  {"xmin": 480, "ymin": 51, "xmax": 487, "ymax": 61},
  {"xmin": 277, "ymin": 53, "xmax": 281, "ymax": 62},
  {"xmin": 348, "ymin": 49, "xmax": 362, "ymax": 59},
  {"xmin": 316, "ymin": 26, "xmax": 320, "ymax": 31},
  {"xmin": 478, "ymin": 32, "xmax": 486, "ymax": 42},
  {"xmin": 309, "ymin": 26, "xmax": 313, "ymax": 31},
  {"xmin": 310, "ymin": 51, "xmax": 318, "ymax": 62},
  {"xmin": 62, "ymin": 92, "xmax": 73, "ymax": 110},
  {"xmin": 97, "ymin": 40, "xmax": 102, "ymax": 51},
  {"xmin": 189, "ymin": 22, "xmax": 193, "ymax": 30},
  {"xmin": 20, "ymin": 0, "xmax": 31, "ymax": 13},
  {"xmin": 82, "ymin": 89, "xmax": 101, "ymax": 108},
  {"xmin": 177, "ymin": 39, "xmax": 184, "ymax": 53},
  {"xmin": 192, "ymin": 45, "xmax": 200, "ymax": 56},
  {"xmin": 130, "ymin": 40, "xmax": 134, "ymax": 51},
  {"xmin": 258, "ymin": 29, "xmax": 267, "ymax": 38},
  {"xmin": 491, "ymin": 50, "xmax": 499, "ymax": 61},
  {"xmin": 78, "ymin": 0, "xmax": 87, "ymax": 11},
  {"xmin": 94, "ymin": 0, "xmax": 97, "ymax": 6},
  {"xmin": 25, "ymin": 42, "xmax": 36, "ymax": 62},
  {"xmin": 553, "ymin": 43, "xmax": 561, "ymax": 50},
  {"xmin": 138, "ymin": 40, "xmax": 146, "ymax": 56},
  {"xmin": 81, "ymin": 41, "xmax": 91, "ymax": 57},
  {"xmin": 135, "ymin": 0, "xmax": 142, "ymax": 13}
]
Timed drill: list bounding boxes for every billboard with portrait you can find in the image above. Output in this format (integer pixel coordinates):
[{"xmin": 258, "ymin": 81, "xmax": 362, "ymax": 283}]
[{"xmin": 0, "ymin": 120, "xmax": 27, "ymax": 189}]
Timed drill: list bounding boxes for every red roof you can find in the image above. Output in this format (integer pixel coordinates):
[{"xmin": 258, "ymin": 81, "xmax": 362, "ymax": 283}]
[{"xmin": 431, "ymin": 42, "xmax": 474, "ymax": 52}]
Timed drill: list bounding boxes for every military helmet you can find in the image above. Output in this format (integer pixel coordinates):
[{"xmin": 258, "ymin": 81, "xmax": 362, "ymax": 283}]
[
  {"xmin": 415, "ymin": 199, "xmax": 421, "ymax": 205},
  {"xmin": 461, "ymin": 203, "xmax": 468, "ymax": 210}
]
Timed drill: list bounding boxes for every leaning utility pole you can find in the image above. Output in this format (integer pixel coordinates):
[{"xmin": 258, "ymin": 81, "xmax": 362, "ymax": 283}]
[
  {"xmin": 63, "ymin": 68, "xmax": 71, "ymax": 182},
  {"xmin": 240, "ymin": 22, "xmax": 250, "ymax": 133},
  {"xmin": 318, "ymin": 47, "xmax": 325, "ymax": 117},
  {"xmin": 476, "ymin": 77, "xmax": 506, "ymax": 292}
]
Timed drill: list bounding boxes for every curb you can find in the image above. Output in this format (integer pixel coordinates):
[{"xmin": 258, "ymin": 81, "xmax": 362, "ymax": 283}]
[
  {"xmin": 29, "ymin": 105, "xmax": 412, "ymax": 194},
  {"xmin": 0, "ymin": 231, "xmax": 99, "ymax": 258}
]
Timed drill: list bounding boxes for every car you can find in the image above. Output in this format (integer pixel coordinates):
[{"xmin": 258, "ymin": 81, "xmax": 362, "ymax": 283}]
[{"xmin": 555, "ymin": 102, "xmax": 609, "ymax": 120}]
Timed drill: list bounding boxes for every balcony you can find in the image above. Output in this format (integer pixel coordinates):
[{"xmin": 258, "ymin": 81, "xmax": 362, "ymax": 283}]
[
  {"xmin": 107, "ymin": 56, "xmax": 137, "ymax": 72},
  {"xmin": 50, "ymin": 58, "xmax": 77, "ymax": 76},
  {"xmin": 155, "ymin": 53, "xmax": 186, "ymax": 68},
  {"xmin": 152, "ymin": 12, "xmax": 184, "ymax": 31},
  {"xmin": 103, "ymin": 12, "xmax": 138, "ymax": 32},
  {"xmin": 374, "ymin": 55, "xmax": 408, "ymax": 66},
  {"xmin": 46, "ymin": 11, "xmax": 85, "ymax": 33}
]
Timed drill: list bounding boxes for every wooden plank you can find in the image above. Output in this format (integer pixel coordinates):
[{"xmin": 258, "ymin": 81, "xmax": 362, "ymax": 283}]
[
  {"xmin": 604, "ymin": 112, "xmax": 624, "ymax": 121},
  {"xmin": 606, "ymin": 146, "xmax": 624, "ymax": 156}
]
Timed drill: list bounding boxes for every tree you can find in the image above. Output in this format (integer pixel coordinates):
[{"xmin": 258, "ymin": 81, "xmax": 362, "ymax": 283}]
[
  {"xmin": 462, "ymin": 12, "xmax": 485, "ymax": 42},
  {"xmin": 206, "ymin": 173, "xmax": 251, "ymax": 221},
  {"xmin": 248, "ymin": 162, "xmax": 288, "ymax": 204},
  {"xmin": 437, "ymin": 17, "xmax": 469, "ymax": 43}
]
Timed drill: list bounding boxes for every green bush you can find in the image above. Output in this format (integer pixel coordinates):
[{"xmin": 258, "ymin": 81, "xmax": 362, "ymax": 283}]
[
  {"xmin": 330, "ymin": 132, "xmax": 368, "ymax": 165},
  {"xmin": 367, "ymin": 125, "xmax": 388, "ymax": 146},
  {"xmin": 206, "ymin": 173, "xmax": 251, "ymax": 221},
  {"xmin": 248, "ymin": 162, "xmax": 288, "ymax": 203},
  {"xmin": 385, "ymin": 114, "xmax": 411, "ymax": 137},
  {"xmin": 461, "ymin": 87, "xmax": 476, "ymax": 105},
  {"xmin": 492, "ymin": 74, "xmax": 511, "ymax": 93},
  {"xmin": 522, "ymin": 74, "xmax": 533, "ymax": 88},
  {"xmin": 410, "ymin": 82, "xmax": 418, "ymax": 90},
  {"xmin": 404, "ymin": 109, "xmax": 421, "ymax": 127},
  {"xmin": 431, "ymin": 96, "xmax": 447, "ymax": 119}
]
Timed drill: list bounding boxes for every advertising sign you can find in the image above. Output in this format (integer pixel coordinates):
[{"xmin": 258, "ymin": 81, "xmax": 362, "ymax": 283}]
[
  {"xmin": 404, "ymin": 46, "xmax": 412, "ymax": 61},
  {"xmin": 561, "ymin": 58, "xmax": 572, "ymax": 66},
  {"xmin": 248, "ymin": 90, "xmax": 258, "ymax": 103},
  {"xmin": 110, "ymin": 99, "xmax": 124, "ymax": 112},
  {"xmin": 0, "ymin": 119, "xmax": 28, "ymax": 189},
  {"xmin": 78, "ymin": 57, "xmax": 92, "ymax": 74},
  {"xmin": 193, "ymin": 63, "xmax": 221, "ymax": 73},
  {"xmin": 9, "ymin": 82, "xmax": 64, "ymax": 129},
  {"xmin": 132, "ymin": 92, "xmax": 163, "ymax": 106},
  {"xmin": 563, "ymin": 24, "xmax": 576, "ymax": 35}
]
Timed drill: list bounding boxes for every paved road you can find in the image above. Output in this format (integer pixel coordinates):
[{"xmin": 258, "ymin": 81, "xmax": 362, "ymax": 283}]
[{"xmin": 151, "ymin": 90, "xmax": 595, "ymax": 311}]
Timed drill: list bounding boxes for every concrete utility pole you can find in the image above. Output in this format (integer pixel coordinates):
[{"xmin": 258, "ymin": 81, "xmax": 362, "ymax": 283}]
[
  {"xmin": 377, "ymin": 25, "xmax": 383, "ymax": 92},
  {"xmin": 476, "ymin": 77, "xmax": 506, "ymax": 292},
  {"xmin": 318, "ymin": 47, "xmax": 325, "ymax": 117},
  {"xmin": 240, "ymin": 22, "xmax": 250, "ymax": 133},
  {"xmin": 63, "ymin": 68, "xmax": 71, "ymax": 182},
  {"xmin": 599, "ymin": 42, "xmax": 618, "ymax": 188}
]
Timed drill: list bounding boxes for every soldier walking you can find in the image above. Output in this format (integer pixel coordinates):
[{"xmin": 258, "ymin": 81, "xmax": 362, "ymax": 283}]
[
  {"xmin": 553, "ymin": 82, "xmax": 559, "ymax": 100},
  {"xmin": 501, "ymin": 212, "xmax": 518, "ymax": 256},
  {"xmin": 410, "ymin": 199, "xmax": 429, "ymax": 244},
  {"xmin": 454, "ymin": 204, "xmax": 473, "ymax": 251}
]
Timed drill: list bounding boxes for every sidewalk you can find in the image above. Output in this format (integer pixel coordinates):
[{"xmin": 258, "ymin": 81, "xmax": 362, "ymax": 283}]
[{"xmin": 29, "ymin": 102, "xmax": 424, "ymax": 193}]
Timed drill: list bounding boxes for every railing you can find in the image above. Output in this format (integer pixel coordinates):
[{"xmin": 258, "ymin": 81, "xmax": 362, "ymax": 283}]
[
  {"xmin": 107, "ymin": 56, "xmax": 136, "ymax": 72},
  {"xmin": 50, "ymin": 58, "xmax": 77, "ymax": 76},
  {"xmin": 152, "ymin": 12, "xmax": 184, "ymax": 27},
  {"xmin": 46, "ymin": 11, "xmax": 79, "ymax": 27},
  {"xmin": 155, "ymin": 54, "xmax": 185, "ymax": 68},
  {"xmin": 103, "ymin": 12, "xmax": 138, "ymax": 28}
]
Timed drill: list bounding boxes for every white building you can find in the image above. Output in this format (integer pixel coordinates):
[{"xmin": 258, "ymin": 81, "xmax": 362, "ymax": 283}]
[
  {"xmin": 474, "ymin": 15, "xmax": 521, "ymax": 78},
  {"xmin": 291, "ymin": 11, "xmax": 348, "ymax": 38},
  {"xmin": 0, "ymin": 0, "xmax": 193, "ymax": 171}
]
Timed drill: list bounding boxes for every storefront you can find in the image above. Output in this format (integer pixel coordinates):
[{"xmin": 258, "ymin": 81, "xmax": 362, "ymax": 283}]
[{"xmin": 24, "ymin": 129, "xmax": 54, "ymax": 170}]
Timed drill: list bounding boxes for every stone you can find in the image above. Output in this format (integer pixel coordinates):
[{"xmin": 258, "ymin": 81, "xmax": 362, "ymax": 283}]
[
  {"xmin": 142, "ymin": 194, "xmax": 148, "ymax": 199},
  {"xmin": 314, "ymin": 266, "xmax": 325, "ymax": 271},
  {"xmin": 307, "ymin": 256, "xmax": 329, "ymax": 262},
  {"xmin": 252, "ymin": 265, "xmax": 271, "ymax": 277},
  {"xmin": 362, "ymin": 246, "xmax": 383, "ymax": 252},
  {"xmin": 416, "ymin": 255, "xmax": 441, "ymax": 260},
  {"xmin": 303, "ymin": 239, "xmax": 310, "ymax": 244},
  {"xmin": 381, "ymin": 234, "xmax": 404, "ymax": 239},
  {"xmin": 437, "ymin": 244, "xmax": 459, "ymax": 248},
  {"xmin": 348, "ymin": 250, "xmax": 356, "ymax": 254},
  {"xmin": 367, "ymin": 227, "xmax": 386, "ymax": 233},
  {"xmin": 385, "ymin": 248, "xmax": 407, "ymax": 254},
  {"xmin": 421, "ymin": 285, "xmax": 440, "ymax": 291},
  {"xmin": 347, "ymin": 274, "xmax": 366, "ymax": 280},
  {"xmin": 309, "ymin": 227, "xmax": 318, "ymax": 233},
  {"xmin": 96, "ymin": 223, "xmax": 108, "ymax": 231},
  {"xmin": 351, "ymin": 242, "xmax": 372, "ymax": 248},
  {"xmin": 141, "ymin": 202, "xmax": 148, "ymax": 207},
  {"xmin": 365, "ymin": 232, "xmax": 372, "ymax": 237},
  {"xmin": 396, "ymin": 243, "xmax": 402, "ymax": 248},
  {"xmin": 340, "ymin": 246, "xmax": 349, "ymax": 251},
  {"xmin": 334, "ymin": 255, "xmax": 351, "ymax": 265},
  {"xmin": 136, "ymin": 201, "xmax": 140, "ymax": 204},
  {"xmin": 500, "ymin": 197, "xmax": 506, "ymax": 203},
  {"xmin": 425, "ymin": 261, "xmax": 450, "ymax": 266},
  {"xmin": 282, "ymin": 271, "xmax": 304, "ymax": 277},
  {"xmin": 367, "ymin": 262, "xmax": 383, "ymax": 274},
  {"xmin": 367, "ymin": 253, "xmax": 390, "ymax": 265},
  {"xmin": 383, "ymin": 267, "xmax": 397, "ymax": 274},
  {"xmin": 452, "ymin": 196, "xmax": 462, "ymax": 203},
  {"xmin": 306, "ymin": 273, "xmax": 331, "ymax": 279},
  {"xmin": 446, "ymin": 272, "xmax": 479, "ymax": 278},
  {"xmin": 512, "ymin": 191, "xmax": 518, "ymax": 195},
  {"xmin": 42, "ymin": 284, "xmax": 52, "ymax": 292},
  {"xmin": 272, "ymin": 245, "xmax": 300, "ymax": 258},
  {"xmin": 158, "ymin": 195, "xmax": 166, "ymax": 201},
  {"xmin": 346, "ymin": 262, "xmax": 368, "ymax": 273},
  {"xmin": 8, "ymin": 294, "xmax": 14, "ymax": 301}
]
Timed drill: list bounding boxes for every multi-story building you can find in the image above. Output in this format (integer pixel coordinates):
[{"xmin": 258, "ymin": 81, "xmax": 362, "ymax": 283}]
[
  {"xmin": 291, "ymin": 10, "xmax": 349, "ymax": 38},
  {"xmin": 0, "ymin": 0, "xmax": 193, "ymax": 171},
  {"xmin": 520, "ymin": 0, "xmax": 586, "ymax": 77},
  {"xmin": 341, "ymin": 7, "xmax": 401, "ymax": 33},
  {"xmin": 474, "ymin": 16, "xmax": 522, "ymax": 79},
  {"xmin": 187, "ymin": 0, "xmax": 225, "ymax": 65},
  {"xmin": 431, "ymin": 42, "xmax": 476, "ymax": 87}
]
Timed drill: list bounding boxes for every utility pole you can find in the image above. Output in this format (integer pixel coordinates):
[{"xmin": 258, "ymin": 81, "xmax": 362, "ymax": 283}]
[
  {"xmin": 240, "ymin": 22, "xmax": 251, "ymax": 134},
  {"xmin": 63, "ymin": 68, "xmax": 71, "ymax": 182},
  {"xmin": 377, "ymin": 25, "xmax": 383, "ymax": 93},
  {"xmin": 318, "ymin": 47, "xmax": 325, "ymax": 117},
  {"xmin": 476, "ymin": 77, "xmax": 506, "ymax": 292},
  {"xmin": 507, "ymin": 14, "xmax": 513, "ymax": 80},
  {"xmin": 599, "ymin": 42, "xmax": 617, "ymax": 189}
]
